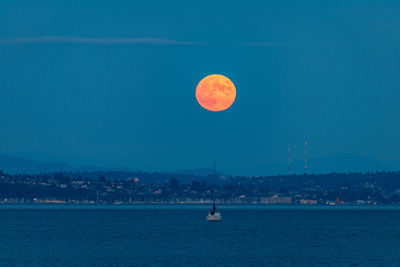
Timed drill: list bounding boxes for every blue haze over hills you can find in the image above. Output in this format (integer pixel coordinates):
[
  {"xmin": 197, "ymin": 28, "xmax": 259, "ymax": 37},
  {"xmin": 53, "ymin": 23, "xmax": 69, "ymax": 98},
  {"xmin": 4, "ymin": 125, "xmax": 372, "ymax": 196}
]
[
  {"xmin": 1, "ymin": 1, "xmax": 400, "ymax": 174},
  {"xmin": 0, "ymin": 154, "xmax": 394, "ymax": 176}
]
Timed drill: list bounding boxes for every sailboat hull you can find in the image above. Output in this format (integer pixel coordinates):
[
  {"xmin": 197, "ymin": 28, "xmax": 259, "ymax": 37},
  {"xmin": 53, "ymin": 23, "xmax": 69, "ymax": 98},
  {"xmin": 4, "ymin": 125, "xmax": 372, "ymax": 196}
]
[{"xmin": 206, "ymin": 212, "xmax": 222, "ymax": 222}]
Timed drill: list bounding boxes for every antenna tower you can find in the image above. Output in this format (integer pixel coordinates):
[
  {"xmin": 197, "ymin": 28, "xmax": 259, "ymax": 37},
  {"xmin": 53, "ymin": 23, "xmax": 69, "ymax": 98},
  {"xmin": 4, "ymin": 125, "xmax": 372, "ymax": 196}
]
[
  {"xmin": 288, "ymin": 145, "xmax": 291, "ymax": 175},
  {"xmin": 294, "ymin": 144, "xmax": 297, "ymax": 175},
  {"xmin": 304, "ymin": 141, "xmax": 308, "ymax": 174}
]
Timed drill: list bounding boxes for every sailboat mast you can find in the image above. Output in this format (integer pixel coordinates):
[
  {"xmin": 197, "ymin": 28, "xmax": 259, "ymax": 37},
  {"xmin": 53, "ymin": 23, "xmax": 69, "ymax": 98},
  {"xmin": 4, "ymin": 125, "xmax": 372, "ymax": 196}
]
[{"xmin": 213, "ymin": 161, "xmax": 216, "ymax": 211}]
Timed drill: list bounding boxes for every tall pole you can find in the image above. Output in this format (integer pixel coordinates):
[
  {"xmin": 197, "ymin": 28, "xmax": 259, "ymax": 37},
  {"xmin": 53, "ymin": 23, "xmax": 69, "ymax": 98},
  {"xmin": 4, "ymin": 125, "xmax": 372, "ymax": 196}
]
[
  {"xmin": 294, "ymin": 144, "xmax": 297, "ymax": 175},
  {"xmin": 305, "ymin": 141, "xmax": 308, "ymax": 174},
  {"xmin": 97, "ymin": 179, "xmax": 99, "ymax": 204},
  {"xmin": 288, "ymin": 145, "xmax": 291, "ymax": 175},
  {"xmin": 213, "ymin": 161, "xmax": 216, "ymax": 212}
]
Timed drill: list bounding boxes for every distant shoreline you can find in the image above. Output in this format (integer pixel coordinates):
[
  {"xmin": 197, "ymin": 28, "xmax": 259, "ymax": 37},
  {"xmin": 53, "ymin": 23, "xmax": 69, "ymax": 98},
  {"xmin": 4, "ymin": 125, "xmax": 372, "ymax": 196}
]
[{"xmin": 0, "ymin": 203, "xmax": 396, "ymax": 207}]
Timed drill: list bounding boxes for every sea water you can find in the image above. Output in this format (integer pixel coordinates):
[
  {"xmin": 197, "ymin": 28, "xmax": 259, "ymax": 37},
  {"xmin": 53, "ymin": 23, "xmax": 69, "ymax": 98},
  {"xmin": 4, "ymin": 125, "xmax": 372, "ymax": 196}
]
[{"xmin": 0, "ymin": 204, "xmax": 399, "ymax": 266}]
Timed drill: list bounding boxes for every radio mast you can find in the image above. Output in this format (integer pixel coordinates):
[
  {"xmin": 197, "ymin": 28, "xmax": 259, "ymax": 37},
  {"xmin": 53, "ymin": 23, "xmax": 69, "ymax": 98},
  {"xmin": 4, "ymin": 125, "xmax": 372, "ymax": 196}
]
[
  {"xmin": 288, "ymin": 145, "xmax": 291, "ymax": 175},
  {"xmin": 304, "ymin": 141, "xmax": 308, "ymax": 174},
  {"xmin": 294, "ymin": 144, "xmax": 297, "ymax": 175}
]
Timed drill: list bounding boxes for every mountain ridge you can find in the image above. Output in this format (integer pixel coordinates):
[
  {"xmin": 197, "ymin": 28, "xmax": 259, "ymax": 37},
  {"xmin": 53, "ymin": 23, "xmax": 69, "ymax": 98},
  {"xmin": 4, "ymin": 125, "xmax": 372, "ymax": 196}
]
[{"xmin": 0, "ymin": 153, "xmax": 396, "ymax": 176}]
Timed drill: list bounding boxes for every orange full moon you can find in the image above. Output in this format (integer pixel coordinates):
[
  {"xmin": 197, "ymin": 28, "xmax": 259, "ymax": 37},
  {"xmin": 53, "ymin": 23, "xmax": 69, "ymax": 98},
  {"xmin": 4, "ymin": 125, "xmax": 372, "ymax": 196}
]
[{"xmin": 196, "ymin": 74, "xmax": 236, "ymax": 112}]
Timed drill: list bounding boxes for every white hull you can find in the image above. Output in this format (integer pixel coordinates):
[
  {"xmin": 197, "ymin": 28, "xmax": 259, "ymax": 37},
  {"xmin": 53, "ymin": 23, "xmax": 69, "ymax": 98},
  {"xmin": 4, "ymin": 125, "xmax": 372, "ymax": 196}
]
[{"xmin": 206, "ymin": 212, "xmax": 222, "ymax": 222}]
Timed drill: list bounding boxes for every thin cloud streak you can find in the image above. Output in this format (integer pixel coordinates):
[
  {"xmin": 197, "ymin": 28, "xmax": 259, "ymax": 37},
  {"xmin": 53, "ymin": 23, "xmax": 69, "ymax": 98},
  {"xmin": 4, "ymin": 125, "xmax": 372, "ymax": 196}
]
[
  {"xmin": 0, "ymin": 36, "xmax": 283, "ymax": 47},
  {"xmin": 0, "ymin": 36, "xmax": 206, "ymax": 45}
]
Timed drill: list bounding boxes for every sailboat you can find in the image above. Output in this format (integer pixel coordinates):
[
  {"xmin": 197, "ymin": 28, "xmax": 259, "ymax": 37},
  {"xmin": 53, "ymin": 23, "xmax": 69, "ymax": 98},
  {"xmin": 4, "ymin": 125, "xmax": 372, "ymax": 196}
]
[{"xmin": 206, "ymin": 162, "xmax": 222, "ymax": 222}]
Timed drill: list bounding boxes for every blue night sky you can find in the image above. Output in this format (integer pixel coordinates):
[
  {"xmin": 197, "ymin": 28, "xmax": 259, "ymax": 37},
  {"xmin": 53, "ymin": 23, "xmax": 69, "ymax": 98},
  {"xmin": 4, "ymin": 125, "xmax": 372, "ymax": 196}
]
[{"xmin": 1, "ymin": 1, "xmax": 400, "ymax": 174}]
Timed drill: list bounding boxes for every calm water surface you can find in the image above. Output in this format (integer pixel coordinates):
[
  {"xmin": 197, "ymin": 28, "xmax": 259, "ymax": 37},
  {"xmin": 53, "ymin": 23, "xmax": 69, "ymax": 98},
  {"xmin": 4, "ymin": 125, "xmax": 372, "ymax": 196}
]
[{"xmin": 1, "ymin": 205, "xmax": 400, "ymax": 266}]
